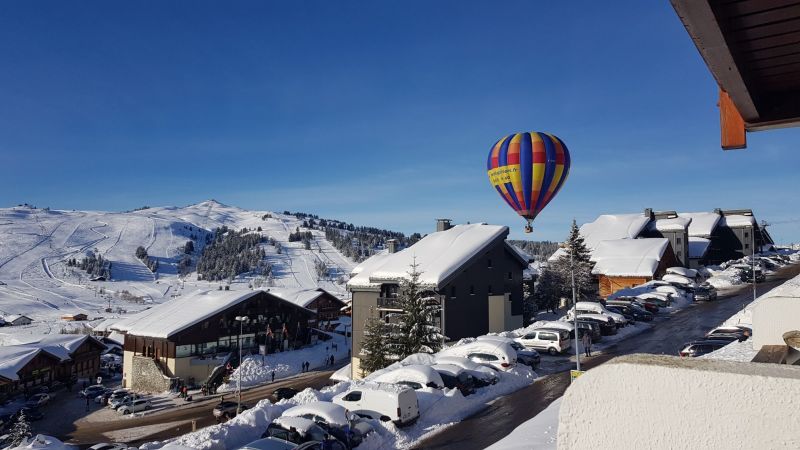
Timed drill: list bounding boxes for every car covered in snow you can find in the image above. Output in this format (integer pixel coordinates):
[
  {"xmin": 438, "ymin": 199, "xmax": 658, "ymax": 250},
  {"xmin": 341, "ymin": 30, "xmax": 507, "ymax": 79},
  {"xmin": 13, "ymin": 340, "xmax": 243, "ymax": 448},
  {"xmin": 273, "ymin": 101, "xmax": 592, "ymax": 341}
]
[
  {"xmin": 665, "ymin": 267, "xmax": 698, "ymax": 279},
  {"xmin": 635, "ymin": 292, "xmax": 672, "ymax": 308},
  {"xmin": 433, "ymin": 355, "xmax": 498, "ymax": 386},
  {"xmin": 476, "ymin": 336, "xmax": 540, "ymax": 368},
  {"xmin": 693, "ymin": 283, "xmax": 718, "ymax": 301},
  {"xmin": 679, "ymin": 339, "xmax": 731, "ymax": 357},
  {"xmin": 241, "ymin": 436, "xmax": 342, "ymax": 450},
  {"xmin": 574, "ymin": 314, "xmax": 617, "ymax": 336},
  {"xmin": 262, "ymin": 416, "xmax": 330, "ymax": 444},
  {"xmin": 515, "ymin": 328, "xmax": 571, "ymax": 356},
  {"xmin": 568, "ymin": 301, "xmax": 628, "ymax": 328},
  {"xmin": 371, "ymin": 364, "xmax": 445, "ymax": 390},
  {"xmin": 430, "ymin": 364, "xmax": 477, "ymax": 396},
  {"xmin": 213, "ymin": 401, "xmax": 249, "ymax": 420},
  {"xmin": 282, "ymin": 401, "xmax": 374, "ymax": 447},
  {"xmin": 89, "ymin": 443, "xmax": 130, "ymax": 450},
  {"xmin": 333, "ymin": 383, "xmax": 420, "ymax": 425},
  {"xmin": 438, "ymin": 340, "xmax": 518, "ymax": 371}
]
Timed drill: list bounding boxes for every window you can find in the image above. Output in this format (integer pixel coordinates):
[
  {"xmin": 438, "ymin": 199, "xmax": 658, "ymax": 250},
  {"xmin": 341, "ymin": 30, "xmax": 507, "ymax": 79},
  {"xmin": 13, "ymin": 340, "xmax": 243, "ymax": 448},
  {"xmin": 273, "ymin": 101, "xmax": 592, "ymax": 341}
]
[
  {"xmin": 487, "ymin": 258, "xmax": 493, "ymax": 268},
  {"xmin": 541, "ymin": 333, "xmax": 557, "ymax": 341},
  {"xmin": 676, "ymin": 237, "xmax": 682, "ymax": 245},
  {"xmin": 744, "ymin": 231, "xmax": 749, "ymax": 238},
  {"xmin": 176, "ymin": 345, "xmax": 192, "ymax": 358},
  {"xmin": 745, "ymin": 243, "xmax": 750, "ymax": 249},
  {"xmin": 508, "ymin": 272, "xmax": 513, "ymax": 280},
  {"xmin": 450, "ymin": 286, "xmax": 456, "ymax": 297},
  {"xmin": 488, "ymin": 285, "xmax": 493, "ymax": 295},
  {"xmin": 470, "ymin": 285, "xmax": 475, "ymax": 295},
  {"xmin": 343, "ymin": 391, "xmax": 362, "ymax": 402}
]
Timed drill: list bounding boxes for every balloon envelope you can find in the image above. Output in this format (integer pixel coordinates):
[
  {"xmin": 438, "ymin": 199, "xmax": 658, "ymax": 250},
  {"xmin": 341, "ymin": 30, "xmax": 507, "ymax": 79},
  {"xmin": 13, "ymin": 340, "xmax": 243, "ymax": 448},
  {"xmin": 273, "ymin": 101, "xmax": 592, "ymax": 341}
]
[{"xmin": 487, "ymin": 132, "xmax": 570, "ymax": 227}]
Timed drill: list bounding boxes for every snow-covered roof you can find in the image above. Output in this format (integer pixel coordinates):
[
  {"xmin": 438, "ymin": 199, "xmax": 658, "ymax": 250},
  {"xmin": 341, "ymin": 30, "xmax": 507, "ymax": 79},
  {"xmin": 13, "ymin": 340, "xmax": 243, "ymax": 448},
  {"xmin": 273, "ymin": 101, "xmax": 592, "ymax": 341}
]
[
  {"xmin": 547, "ymin": 247, "xmax": 567, "ymax": 262},
  {"xmin": 647, "ymin": 216, "xmax": 691, "ymax": 232},
  {"xmin": 16, "ymin": 335, "xmax": 104, "ymax": 362},
  {"xmin": 688, "ymin": 237, "xmax": 711, "ymax": 259},
  {"xmin": 4, "ymin": 314, "xmax": 31, "ymax": 323},
  {"xmin": 350, "ymin": 250, "xmax": 391, "ymax": 276},
  {"xmin": 720, "ymin": 214, "xmax": 756, "ymax": 228},
  {"xmin": 329, "ymin": 364, "xmax": 352, "ymax": 382},
  {"xmin": 112, "ymin": 289, "xmax": 313, "ymax": 339},
  {"xmin": 91, "ymin": 317, "xmax": 120, "ymax": 333},
  {"xmin": 679, "ymin": 212, "xmax": 721, "ymax": 237},
  {"xmin": 591, "ymin": 238, "xmax": 669, "ymax": 277},
  {"xmin": 579, "ymin": 214, "xmax": 652, "ymax": 250},
  {"xmin": 347, "ymin": 224, "xmax": 508, "ymax": 289},
  {"xmin": 0, "ymin": 347, "xmax": 42, "ymax": 381},
  {"xmin": 283, "ymin": 401, "xmax": 352, "ymax": 427},
  {"xmin": 266, "ymin": 288, "xmax": 327, "ymax": 309}
]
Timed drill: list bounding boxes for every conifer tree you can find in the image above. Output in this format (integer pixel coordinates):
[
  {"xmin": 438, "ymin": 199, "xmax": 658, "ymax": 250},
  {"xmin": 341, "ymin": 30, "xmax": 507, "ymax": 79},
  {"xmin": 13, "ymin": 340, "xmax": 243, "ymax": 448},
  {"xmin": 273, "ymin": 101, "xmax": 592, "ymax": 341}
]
[
  {"xmin": 359, "ymin": 317, "xmax": 390, "ymax": 377},
  {"xmin": 9, "ymin": 411, "xmax": 32, "ymax": 446},
  {"xmin": 391, "ymin": 258, "xmax": 445, "ymax": 359}
]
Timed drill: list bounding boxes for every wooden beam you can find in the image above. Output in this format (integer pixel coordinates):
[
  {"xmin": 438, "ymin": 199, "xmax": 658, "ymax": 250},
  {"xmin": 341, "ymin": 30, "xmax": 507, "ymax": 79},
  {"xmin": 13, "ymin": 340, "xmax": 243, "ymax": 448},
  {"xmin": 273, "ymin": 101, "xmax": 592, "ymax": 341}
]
[{"xmin": 720, "ymin": 89, "xmax": 747, "ymax": 150}]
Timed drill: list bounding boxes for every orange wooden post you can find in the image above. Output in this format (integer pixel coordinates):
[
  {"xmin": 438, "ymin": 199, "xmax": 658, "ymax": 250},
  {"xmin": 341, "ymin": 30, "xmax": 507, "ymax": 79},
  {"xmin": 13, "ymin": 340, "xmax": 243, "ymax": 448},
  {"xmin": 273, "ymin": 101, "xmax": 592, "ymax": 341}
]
[{"xmin": 719, "ymin": 88, "xmax": 746, "ymax": 150}]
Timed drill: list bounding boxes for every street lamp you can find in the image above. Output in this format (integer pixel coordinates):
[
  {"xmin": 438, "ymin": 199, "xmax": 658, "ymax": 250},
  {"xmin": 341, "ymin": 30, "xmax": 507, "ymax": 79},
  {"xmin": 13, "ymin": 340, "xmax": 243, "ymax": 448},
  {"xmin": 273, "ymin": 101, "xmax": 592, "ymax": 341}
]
[
  {"xmin": 568, "ymin": 242, "xmax": 581, "ymax": 372},
  {"xmin": 235, "ymin": 315, "xmax": 249, "ymax": 414}
]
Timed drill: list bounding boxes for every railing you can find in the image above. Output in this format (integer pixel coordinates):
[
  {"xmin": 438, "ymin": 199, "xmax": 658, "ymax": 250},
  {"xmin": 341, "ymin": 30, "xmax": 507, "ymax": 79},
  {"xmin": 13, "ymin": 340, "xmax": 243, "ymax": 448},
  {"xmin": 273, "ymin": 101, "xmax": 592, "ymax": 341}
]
[{"xmin": 377, "ymin": 297, "xmax": 403, "ymax": 310}]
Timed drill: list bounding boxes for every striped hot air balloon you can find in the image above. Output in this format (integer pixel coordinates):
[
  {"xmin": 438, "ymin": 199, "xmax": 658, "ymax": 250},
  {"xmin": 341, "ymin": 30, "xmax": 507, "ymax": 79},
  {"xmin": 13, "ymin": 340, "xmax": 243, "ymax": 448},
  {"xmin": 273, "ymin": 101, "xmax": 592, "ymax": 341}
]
[{"xmin": 487, "ymin": 132, "xmax": 571, "ymax": 233}]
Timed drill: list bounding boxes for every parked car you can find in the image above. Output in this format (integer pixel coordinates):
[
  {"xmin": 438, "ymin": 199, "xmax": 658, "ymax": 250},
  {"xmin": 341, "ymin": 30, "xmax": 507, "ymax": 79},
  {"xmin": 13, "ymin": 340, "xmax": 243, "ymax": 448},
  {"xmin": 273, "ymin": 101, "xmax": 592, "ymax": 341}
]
[
  {"xmin": 96, "ymin": 389, "xmax": 127, "ymax": 404},
  {"xmin": 333, "ymin": 384, "xmax": 420, "ymax": 425},
  {"xmin": 609, "ymin": 297, "xmax": 659, "ymax": 314},
  {"xmin": 282, "ymin": 401, "xmax": 374, "ymax": 447},
  {"xmin": 433, "ymin": 355, "xmax": 498, "ymax": 387},
  {"xmin": 740, "ymin": 268, "xmax": 766, "ymax": 283},
  {"xmin": 118, "ymin": 399, "xmax": 152, "ymax": 415},
  {"xmin": 516, "ymin": 328, "xmax": 571, "ymax": 355},
  {"xmin": 89, "ymin": 443, "xmax": 130, "ymax": 450},
  {"xmin": 477, "ymin": 336, "xmax": 540, "ymax": 368},
  {"xmin": 569, "ymin": 301, "xmax": 627, "ymax": 328},
  {"xmin": 635, "ymin": 293, "xmax": 671, "ymax": 308},
  {"xmin": 213, "ymin": 401, "xmax": 248, "ymax": 420},
  {"xmin": 273, "ymin": 388, "xmax": 298, "ymax": 401},
  {"xmin": 25, "ymin": 393, "xmax": 50, "ymax": 408},
  {"xmin": 607, "ymin": 304, "xmax": 653, "ymax": 322},
  {"xmin": 706, "ymin": 325, "xmax": 752, "ymax": 340},
  {"xmin": 241, "ymin": 437, "xmax": 336, "ymax": 450},
  {"xmin": 263, "ymin": 416, "xmax": 333, "ymax": 445},
  {"xmin": 81, "ymin": 385, "xmax": 106, "ymax": 399},
  {"xmin": 430, "ymin": 364, "xmax": 477, "ymax": 396},
  {"xmin": 679, "ymin": 340, "xmax": 731, "ymax": 357},
  {"xmin": 109, "ymin": 394, "xmax": 142, "ymax": 410},
  {"xmin": 437, "ymin": 340, "xmax": 518, "ymax": 371},
  {"xmin": 694, "ymin": 283, "xmax": 718, "ymax": 302},
  {"xmin": 575, "ymin": 314, "xmax": 617, "ymax": 336},
  {"xmin": 371, "ymin": 365, "xmax": 444, "ymax": 390}
]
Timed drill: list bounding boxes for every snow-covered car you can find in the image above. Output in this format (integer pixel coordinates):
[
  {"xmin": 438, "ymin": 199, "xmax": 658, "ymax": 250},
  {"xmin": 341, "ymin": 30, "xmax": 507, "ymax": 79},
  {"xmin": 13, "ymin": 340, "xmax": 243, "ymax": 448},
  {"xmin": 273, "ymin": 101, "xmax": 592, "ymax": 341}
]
[
  {"xmin": 241, "ymin": 437, "xmax": 335, "ymax": 450},
  {"xmin": 439, "ymin": 340, "xmax": 518, "ymax": 371},
  {"xmin": 117, "ymin": 399, "xmax": 151, "ymax": 415},
  {"xmin": 430, "ymin": 364, "xmax": 476, "ymax": 396},
  {"xmin": 693, "ymin": 283, "xmax": 718, "ymax": 301},
  {"xmin": 89, "ymin": 443, "xmax": 130, "ymax": 450},
  {"xmin": 706, "ymin": 326, "xmax": 750, "ymax": 341},
  {"xmin": 679, "ymin": 340, "xmax": 730, "ymax": 357},
  {"xmin": 575, "ymin": 314, "xmax": 617, "ymax": 336},
  {"xmin": 333, "ymin": 383, "xmax": 420, "ymax": 425},
  {"xmin": 263, "ymin": 416, "xmax": 329, "ymax": 443},
  {"xmin": 661, "ymin": 273, "xmax": 698, "ymax": 288},
  {"xmin": 515, "ymin": 328, "xmax": 571, "ymax": 355},
  {"xmin": 568, "ymin": 301, "xmax": 627, "ymax": 328},
  {"xmin": 282, "ymin": 401, "xmax": 373, "ymax": 446},
  {"xmin": 665, "ymin": 267, "xmax": 698, "ymax": 279},
  {"xmin": 25, "ymin": 393, "xmax": 50, "ymax": 408},
  {"xmin": 635, "ymin": 292, "xmax": 671, "ymax": 308},
  {"xmin": 477, "ymin": 335, "xmax": 540, "ymax": 367},
  {"xmin": 433, "ymin": 355, "xmax": 498, "ymax": 386},
  {"xmin": 213, "ymin": 401, "xmax": 248, "ymax": 420},
  {"xmin": 371, "ymin": 364, "xmax": 444, "ymax": 389}
]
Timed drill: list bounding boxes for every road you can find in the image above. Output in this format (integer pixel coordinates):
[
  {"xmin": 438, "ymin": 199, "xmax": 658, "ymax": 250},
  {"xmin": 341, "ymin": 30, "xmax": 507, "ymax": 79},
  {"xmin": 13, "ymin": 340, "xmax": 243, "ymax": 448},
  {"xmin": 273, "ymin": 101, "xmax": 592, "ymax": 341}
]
[
  {"xmin": 413, "ymin": 263, "xmax": 800, "ymax": 450},
  {"xmin": 64, "ymin": 366, "xmax": 341, "ymax": 446}
]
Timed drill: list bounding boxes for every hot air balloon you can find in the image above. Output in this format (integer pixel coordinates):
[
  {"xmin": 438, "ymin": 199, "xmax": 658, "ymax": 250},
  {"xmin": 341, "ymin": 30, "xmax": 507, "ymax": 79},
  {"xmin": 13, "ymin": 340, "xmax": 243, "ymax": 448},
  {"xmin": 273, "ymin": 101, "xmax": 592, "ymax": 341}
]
[{"xmin": 487, "ymin": 132, "xmax": 571, "ymax": 233}]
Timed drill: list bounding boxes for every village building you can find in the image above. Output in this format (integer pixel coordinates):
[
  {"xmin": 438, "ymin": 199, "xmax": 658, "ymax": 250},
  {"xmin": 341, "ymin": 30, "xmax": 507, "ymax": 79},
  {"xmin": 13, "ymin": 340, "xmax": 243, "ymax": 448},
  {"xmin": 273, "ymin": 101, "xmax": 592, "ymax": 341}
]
[
  {"xmin": 2, "ymin": 315, "xmax": 33, "ymax": 326},
  {"xmin": 111, "ymin": 289, "xmax": 317, "ymax": 392},
  {"xmin": 60, "ymin": 313, "xmax": 88, "ymax": 322},
  {"xmin": 591, "ymin": 238, "xmax": 679, "ymax": 297},
  {"xmin": 266, "ymin": 288, "xmax": 346, "ymax": 324},
  {"xmin": 679, "ymin": 209, "xmax": 774, "ymax": 266},
  {"xmin": 0, "ymin": 335, "xmax": 105, "ymax": 400},
  {"xmin": 347, "ymin": 220, "xmax": 528, "ymax": 378}
]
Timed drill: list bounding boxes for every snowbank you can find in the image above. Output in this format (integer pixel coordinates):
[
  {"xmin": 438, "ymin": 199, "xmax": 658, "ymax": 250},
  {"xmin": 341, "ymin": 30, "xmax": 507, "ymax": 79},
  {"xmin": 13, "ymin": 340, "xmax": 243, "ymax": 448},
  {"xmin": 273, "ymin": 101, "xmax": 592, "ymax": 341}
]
[{"xmin": 484, "ymin": 398, "xmax": 561, "ymax": 450}]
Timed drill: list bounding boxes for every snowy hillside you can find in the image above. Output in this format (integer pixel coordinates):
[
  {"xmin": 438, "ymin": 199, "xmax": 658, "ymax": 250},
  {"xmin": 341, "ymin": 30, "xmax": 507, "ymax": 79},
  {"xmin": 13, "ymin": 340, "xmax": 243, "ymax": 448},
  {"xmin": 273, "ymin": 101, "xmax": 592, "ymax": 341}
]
[{"xmin": 0, "ymin": 200, "xmax": 356, "ymax": 344}]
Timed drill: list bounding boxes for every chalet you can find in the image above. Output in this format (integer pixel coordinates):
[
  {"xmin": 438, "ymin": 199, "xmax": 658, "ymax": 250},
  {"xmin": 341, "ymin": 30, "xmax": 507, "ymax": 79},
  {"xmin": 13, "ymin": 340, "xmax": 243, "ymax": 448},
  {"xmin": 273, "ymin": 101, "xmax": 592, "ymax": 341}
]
[
  {"xmin": 679, "ymin": 209, "xmax": 774, "ymax": 266},
  {"xmin": 347, "ymin": 220, "xmax": 528, "ymax": 378},
  {"xmin": 591, "ymin": 238, "xmax": 679, "ymax": 297},
  {"xmin": 61, "ymin": 313, "xmax": 88, "ymax": 322},
  {"xmin": 0, "ymin": 335, "xmax": 105, "ymax": 400},
  {"xmin": 111, "ymin": 289, "xmax": 317, "ymax": 392},
  {"xmin": 266, "ymin": 288, "xmax": 347, "ymax": 324},
  {"xmin": 3, "ymin": 315, "xmax": 33, "ymax": 326}
]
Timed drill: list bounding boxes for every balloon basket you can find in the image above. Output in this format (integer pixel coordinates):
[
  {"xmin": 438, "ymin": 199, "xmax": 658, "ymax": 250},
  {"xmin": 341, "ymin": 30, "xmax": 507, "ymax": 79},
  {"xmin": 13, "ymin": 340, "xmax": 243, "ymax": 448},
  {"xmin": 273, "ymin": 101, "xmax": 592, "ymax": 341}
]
[{"xmin": 524, "ymin": 224, "xmax": 533, "ymax": 233}]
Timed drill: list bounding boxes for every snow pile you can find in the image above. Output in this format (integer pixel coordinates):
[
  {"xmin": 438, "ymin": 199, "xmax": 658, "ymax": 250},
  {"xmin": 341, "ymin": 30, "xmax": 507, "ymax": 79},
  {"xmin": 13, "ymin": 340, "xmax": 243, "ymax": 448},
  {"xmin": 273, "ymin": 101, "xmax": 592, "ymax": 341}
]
[
  {"xmin": 8, "ymin": 435, "xmax": 74, "ymax": 450},
  {"xmin": 703, "ymin": 265, "xmax": 745, "ymax": 290},
  {"xmin": 218, "ymin": 333, "xmax": 349, "ymax": 392},
  {"xmin": 484, "ymin": 397, "xmax": 561, "ymax": 450}
]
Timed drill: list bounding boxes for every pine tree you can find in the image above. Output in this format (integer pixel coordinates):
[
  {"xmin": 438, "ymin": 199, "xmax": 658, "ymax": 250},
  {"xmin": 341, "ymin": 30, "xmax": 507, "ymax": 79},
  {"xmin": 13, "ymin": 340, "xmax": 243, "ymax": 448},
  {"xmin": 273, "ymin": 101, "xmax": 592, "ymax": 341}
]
[
  {"xmin": 9, "ymin": 411, "xmax": 32, "ymax": 446},
  {"xmin": 390, "ymin": 258, "xmax": 445, "ymax": 359},
  {"xmin": 359, "ymin": 317, "xmax": 390, "ymax": 377},
  {"xmin": 549, "ymin": 220, "xmax": 597, "ymax": 305}
]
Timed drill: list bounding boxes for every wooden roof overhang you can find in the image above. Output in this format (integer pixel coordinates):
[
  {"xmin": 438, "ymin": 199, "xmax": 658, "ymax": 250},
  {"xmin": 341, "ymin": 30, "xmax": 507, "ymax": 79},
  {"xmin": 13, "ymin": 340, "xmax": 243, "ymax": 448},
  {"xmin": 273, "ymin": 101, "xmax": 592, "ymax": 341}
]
[{"xmin": 671, "ymin": 0, "xmax": 800, "ymax": 149}]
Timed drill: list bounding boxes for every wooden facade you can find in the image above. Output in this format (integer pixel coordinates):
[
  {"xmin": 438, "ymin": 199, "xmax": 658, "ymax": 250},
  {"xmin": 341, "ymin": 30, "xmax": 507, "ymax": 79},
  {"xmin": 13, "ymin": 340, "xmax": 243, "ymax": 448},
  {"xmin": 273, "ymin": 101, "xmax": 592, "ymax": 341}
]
[{"xmin": 597, "ymin": 245, "xmax": 679, "ymax": 298}]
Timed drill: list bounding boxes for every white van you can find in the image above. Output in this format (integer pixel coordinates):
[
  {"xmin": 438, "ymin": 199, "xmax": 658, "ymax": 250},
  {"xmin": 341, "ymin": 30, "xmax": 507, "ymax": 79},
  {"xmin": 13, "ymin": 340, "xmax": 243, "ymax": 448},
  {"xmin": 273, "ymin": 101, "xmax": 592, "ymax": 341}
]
[
  {"xmin": 333, "ymin": 384, "xmax": 419, "ymax": 426},
  {"xmin": 515, "ymin": 328, "xmax": 571, "ymax": 355}
]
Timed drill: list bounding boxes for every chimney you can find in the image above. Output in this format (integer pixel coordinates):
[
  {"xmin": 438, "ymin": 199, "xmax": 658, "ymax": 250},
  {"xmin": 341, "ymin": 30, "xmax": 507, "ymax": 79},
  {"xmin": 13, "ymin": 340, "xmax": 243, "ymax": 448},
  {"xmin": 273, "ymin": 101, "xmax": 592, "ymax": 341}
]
[
  {"xmin": 436, "ymin": 218, "xmax": 452, "ymax": 232},
  {"xmin": 387, "ymin": 239, "xmax": 398, "ymax": 254},
  {"xmin": 644, "ymin": 208, "xmax": 653, "ymax": 219}
]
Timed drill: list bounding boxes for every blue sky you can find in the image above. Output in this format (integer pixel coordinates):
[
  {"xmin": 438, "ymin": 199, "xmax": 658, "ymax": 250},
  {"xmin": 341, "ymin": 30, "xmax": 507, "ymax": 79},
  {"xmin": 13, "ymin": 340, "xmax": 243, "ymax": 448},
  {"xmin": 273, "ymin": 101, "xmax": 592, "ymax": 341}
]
[{"xmin": 2, "ymin": 1, "xmax": 799, "ymax": 243}]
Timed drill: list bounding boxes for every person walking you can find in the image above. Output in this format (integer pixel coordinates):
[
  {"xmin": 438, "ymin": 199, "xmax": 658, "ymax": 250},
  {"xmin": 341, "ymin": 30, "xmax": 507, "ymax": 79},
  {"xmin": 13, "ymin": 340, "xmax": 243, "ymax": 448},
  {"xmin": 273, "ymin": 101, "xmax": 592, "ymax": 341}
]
[
  {"xmin": 330, "ymin": 355, "xmax": 335, "ymax": 366},
  {"xmin": 582, "ymin": 332, "xmax": 592, "ymax": 357},
  {"xmin": 85, "ymin": 396, "xmax": 90, "ymax": 412},
  {"xmin": 271, "ymin": 370, "xmax": 275, "ymax": 383}
]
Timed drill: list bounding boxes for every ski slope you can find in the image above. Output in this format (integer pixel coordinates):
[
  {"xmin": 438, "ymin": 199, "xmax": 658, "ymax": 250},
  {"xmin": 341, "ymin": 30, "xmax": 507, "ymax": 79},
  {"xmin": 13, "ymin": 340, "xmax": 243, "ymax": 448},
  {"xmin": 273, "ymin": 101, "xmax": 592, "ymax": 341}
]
[{"xmin": 0, "ymin": 201, "xmax": 356, "ymax": 344}]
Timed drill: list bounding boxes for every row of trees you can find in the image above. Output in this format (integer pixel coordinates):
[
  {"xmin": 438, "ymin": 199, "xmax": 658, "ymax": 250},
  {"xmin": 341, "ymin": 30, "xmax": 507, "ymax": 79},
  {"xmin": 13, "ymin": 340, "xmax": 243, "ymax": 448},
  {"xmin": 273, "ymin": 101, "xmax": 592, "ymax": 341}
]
[
  {"xmin": 135, "ymin": 246, "xmax": 159, "ymax": 272},
  {"xmin": 358, "ymin": 260, "xmax": 444, "ymax": 376},
  {"xmin": 195, "ymin": 227, "xmax": 270, "ymax": 281},
  {"xmin": 508, "ymin": 240, "xmax": 561, "ymax": 261},
  {"xmin": 66, "ymin": 250, "xmax": 111, "ymax": 278}
]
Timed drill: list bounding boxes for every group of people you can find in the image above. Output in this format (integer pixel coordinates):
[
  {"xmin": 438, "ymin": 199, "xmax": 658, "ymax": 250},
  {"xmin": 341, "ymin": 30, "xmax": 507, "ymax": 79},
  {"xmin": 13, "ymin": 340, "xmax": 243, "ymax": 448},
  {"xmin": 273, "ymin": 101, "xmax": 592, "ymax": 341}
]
[
  {"xmin": 300, "ymin": 361, "xmax": 312, "ymax": 372},
  {"xmin": 324, "ymin": 354, "xmax": 335, "ymax": 367}
]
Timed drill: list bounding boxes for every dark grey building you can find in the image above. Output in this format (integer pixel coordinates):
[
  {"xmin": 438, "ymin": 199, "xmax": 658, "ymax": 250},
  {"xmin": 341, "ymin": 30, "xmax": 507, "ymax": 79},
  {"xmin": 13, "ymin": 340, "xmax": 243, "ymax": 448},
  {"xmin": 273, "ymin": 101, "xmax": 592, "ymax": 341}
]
[
  {"xmin": 347, "ymin": 220, "xmax": 528, "ymax": 378},
  {"xmin": 640, "ymin": 209, "xmax": 691, "ymax": 267}
]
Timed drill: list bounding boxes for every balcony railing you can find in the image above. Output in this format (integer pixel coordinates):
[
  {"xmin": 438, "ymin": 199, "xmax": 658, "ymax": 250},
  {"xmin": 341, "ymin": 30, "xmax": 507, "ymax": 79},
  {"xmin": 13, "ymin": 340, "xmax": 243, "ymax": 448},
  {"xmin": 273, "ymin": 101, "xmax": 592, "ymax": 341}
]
[{"xmin": 377, "ymin": 297, "xmax": 403, "ymax": 310}]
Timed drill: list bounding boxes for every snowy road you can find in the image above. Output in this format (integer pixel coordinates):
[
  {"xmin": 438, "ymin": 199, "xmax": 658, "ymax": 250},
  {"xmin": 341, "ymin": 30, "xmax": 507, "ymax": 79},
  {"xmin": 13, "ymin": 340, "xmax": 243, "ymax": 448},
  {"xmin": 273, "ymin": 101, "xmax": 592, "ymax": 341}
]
[{"xmin": 413, "ymin": 262, "xmax": 800, "ymax": 450}]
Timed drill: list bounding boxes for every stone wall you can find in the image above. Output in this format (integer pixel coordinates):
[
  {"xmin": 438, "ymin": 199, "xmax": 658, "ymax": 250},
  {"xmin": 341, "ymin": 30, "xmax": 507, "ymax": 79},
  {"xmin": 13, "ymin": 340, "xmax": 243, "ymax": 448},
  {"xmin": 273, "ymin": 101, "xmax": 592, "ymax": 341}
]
[
  {"xmin": 130, "ymin": 355, "xmax": 173, "ymax": 393},
  {"xmin": 558, "ymin": 354, "xmax": 800, "ymax": 449}
]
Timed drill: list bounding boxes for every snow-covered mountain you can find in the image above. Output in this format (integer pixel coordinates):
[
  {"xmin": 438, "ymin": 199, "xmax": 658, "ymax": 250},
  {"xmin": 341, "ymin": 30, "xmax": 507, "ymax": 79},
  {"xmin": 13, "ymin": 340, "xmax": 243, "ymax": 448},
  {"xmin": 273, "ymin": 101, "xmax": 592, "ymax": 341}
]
[{"xmin": 0, "ymin": 200, "xmax": 356, "ymax": 344}]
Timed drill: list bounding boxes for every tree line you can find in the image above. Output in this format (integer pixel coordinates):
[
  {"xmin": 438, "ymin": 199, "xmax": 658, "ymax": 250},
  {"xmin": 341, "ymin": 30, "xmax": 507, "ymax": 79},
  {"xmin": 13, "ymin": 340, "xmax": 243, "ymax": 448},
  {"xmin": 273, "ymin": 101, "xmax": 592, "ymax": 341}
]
[
  {"xmin": 195, "ymin": 226, "xmax": 271, "ymax": 281},
  {"xmin": 66, "ymin": 250, "xmax": 111, "ymax": 279}
]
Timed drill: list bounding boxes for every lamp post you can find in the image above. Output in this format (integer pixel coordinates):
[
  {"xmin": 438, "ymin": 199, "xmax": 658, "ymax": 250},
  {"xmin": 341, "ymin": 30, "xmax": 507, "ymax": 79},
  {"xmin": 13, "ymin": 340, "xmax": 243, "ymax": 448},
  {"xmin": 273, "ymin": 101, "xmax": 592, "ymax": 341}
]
[
  {"xmin": 569, "ymin": 242, "xmax": 581, "ymax": 372},
  {"xmin": 235, "ymin": 316, "xmax": 249, "ymax": 414},
  {"xmin": 751, "ymin": 225, "xmax": 757, "ymax": 303}
]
